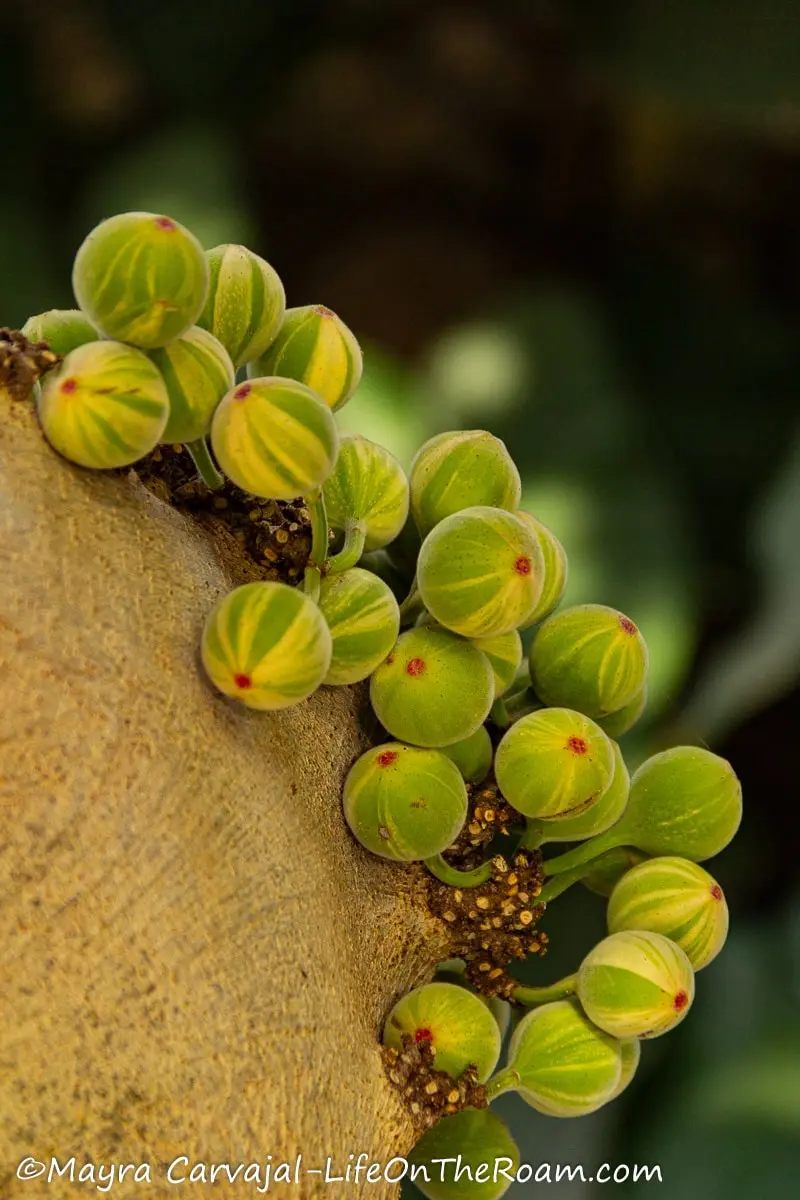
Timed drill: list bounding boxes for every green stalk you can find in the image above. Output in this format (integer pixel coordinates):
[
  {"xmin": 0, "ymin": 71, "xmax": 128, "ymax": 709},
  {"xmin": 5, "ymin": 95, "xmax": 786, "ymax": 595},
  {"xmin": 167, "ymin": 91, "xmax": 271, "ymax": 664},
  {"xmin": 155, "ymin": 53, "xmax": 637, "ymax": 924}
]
[
  {"xmin": 512, "ymin": 973, "xmax": 577, "ymax": 1008},
  {"xmin": 303, "ymin": 488, "xmax": 329, "ymax": 604},
  {"xmin": 424, "ymin": 854, "xmax": 493, "ymax": 889},
  {"xmin": 538, "ymin": 848, "xmax": 638, "ymax": 901},
  {"xmin": 489, "ymin": 697, "xmax": 511, "ymax": 730},
  {"xmin": 519, "ymin": 819, "xmax": 546, "ymax": 851},
  {"xmin": 398, "ymin": 579, "xmax": 425, "ymax": 627},
  {"xmin": 326, "ymin": 523, "xmax": 366, "ymax": 574},
  {"xmin": 186, "ymin": 437, "xmax": 225, "ymax": 490},
  {"xmin": 486, "ymin": 1066, "xmax": 521, "ymax": 1102},
  {"xmin": 542, "ymin": 828, "xmax": 622, "ymax": 877}
]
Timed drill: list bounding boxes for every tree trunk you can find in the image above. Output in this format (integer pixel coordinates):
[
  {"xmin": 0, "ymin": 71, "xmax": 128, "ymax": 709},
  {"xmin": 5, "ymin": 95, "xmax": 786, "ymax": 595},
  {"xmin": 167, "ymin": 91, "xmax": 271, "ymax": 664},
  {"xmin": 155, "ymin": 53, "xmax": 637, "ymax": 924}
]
[{"xmin": 0, "ymin": 390, "xmax": 447, "ymax": 1198}]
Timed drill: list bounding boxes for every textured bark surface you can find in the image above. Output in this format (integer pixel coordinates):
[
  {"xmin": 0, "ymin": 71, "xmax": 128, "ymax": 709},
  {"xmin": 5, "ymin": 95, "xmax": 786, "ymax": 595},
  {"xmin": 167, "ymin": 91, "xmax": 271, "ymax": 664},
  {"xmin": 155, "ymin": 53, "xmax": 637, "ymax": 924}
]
[{"xmin": 0, "ymin": 390, "xmax": 449, "ymax": 1198}]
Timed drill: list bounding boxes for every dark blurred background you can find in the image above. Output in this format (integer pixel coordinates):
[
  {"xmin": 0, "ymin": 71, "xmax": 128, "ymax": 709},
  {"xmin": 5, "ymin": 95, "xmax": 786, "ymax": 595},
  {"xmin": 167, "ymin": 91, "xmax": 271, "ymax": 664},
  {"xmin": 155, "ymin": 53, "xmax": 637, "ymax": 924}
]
[{"xmin": 3, "ymin": 1, "xmax": 799, "ymax": 1195}]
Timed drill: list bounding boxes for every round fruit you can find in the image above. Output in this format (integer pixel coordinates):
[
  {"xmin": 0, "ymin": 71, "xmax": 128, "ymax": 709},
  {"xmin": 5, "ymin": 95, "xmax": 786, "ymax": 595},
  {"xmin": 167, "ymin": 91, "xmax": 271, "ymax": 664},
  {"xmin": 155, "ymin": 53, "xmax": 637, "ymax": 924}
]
[
  {"xmin": 418, "ymin": 507, "xmax": 544, "ymax": 638},
  {"xmin": 201, "ymin": 581, "xmax": 331, "ymax": 710},
  {"xmin": 441, "ymin": 725, "xmax": 493, "ymax": 784},
  {"xmin": 36, "ymin": 340, "xmax": 169, "ymax": 469},
  {"xmin": 197, "ymin": 243, "xmax": 286, "ymax": 368},
  {"xmin": 470, "ymin": 630, "xmax": 523, "ymax": 699},
  {"xmin": 531, "ymin": 739, "xmax": 630, "ymax": 844},
  {"xmin": 323, "ymin": 434, "xmax": 409, "ymax": 551},
  {"xmin": 147, "ymin": 325, "xmax": 234, "ymax": 444},
  {"xmin": 382, "ymin": 981, "xmax": 502, "ymax": 1083},
  {"xmin": 596, "ymin": 683, "xmax": 648, "ymax": 738},
  {"xmin": 248, "ymin": 303, "xmax": 362, "ymax": 412},
  {"xmin": 210, "ymin": 376, "xmax": 338, "ymax": 500},
  {"xmin": 515, "ymin": 511, "xmax": 568, "ymax": 628},
  {"xmin": 577, "ymin": 929, "xmax": 695, "ymax": 1039},
  {"xmin": 22, "ymin": 309, "xmax": 99, "ymax": 357},
  {"xmin": 409, "ymin": 430, "xmax": 521, "ymax": 538},
  {"xmin": 318, "ymin": 568, "xmax": 400, "ymax": 686},
  {"xmin": 408, "ymin": 1108, "xmax": 520, "ymax": 1200},
  {"xmin": 72, "ymin": 211, "xmax": 208, "ymax": 348},
  {"xmin": 343, "ymin": 742, "xmax": 468, "ymax": 861},
  {"xmin": 369, "ymin": 626, "xmax": 494, "ymax": 748}
]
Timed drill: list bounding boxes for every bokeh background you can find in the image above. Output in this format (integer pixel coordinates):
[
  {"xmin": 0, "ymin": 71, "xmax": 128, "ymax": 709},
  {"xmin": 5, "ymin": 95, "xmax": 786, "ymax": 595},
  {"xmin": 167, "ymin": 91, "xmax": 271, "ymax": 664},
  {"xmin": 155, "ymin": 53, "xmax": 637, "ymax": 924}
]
[{"xmin": 3, "ymin": 1, "xmax": 799, "ymax": 1195}]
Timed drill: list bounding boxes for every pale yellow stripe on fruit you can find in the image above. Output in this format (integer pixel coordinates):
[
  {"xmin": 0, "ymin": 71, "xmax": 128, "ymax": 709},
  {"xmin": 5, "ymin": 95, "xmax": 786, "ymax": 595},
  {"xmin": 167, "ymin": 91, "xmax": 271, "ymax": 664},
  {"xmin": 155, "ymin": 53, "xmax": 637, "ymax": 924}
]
[
  {"xmin": 304, "ymin": 321, "xmax": 349, "ymax": 400},
  {"xmin": 250, "ymin": 395, "xmax": 331, "ymax": 484},
  {"xmin": 250, "ymin": 608, "xmax": 316, "ymax": 690},
  {"xmin": 235, "ymin": 588, "xmax": 275, "ymax": 667}
]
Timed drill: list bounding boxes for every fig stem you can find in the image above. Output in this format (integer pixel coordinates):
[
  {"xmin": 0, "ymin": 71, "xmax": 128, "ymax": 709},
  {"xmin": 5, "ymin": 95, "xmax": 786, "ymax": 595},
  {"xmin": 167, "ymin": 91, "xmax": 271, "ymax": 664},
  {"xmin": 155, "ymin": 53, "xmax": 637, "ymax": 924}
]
[
  {"xmin": 424, "ymin": 853, "xmax": 493, "ymax": 889},
  {"xmin": 542, "ymin": 829, "xmax": 622, "ymax": 876},
  {"xmin": 512, "ymin": 974, "xmax": 577, "ymax": 1008},
  {"xmin": 326, "ymin": 523, "xmax": 366, "ymax": 574},
  {"xmin": 486, "ymin": 1066, "xmax": 521, "ymax": 1101},
  {"xmin": 186, "ymin": 437, "xmax": 225, "ymax": 490},
  {"xmin": 302, "ymin": 488, "xmax": 329, "ymax": 602},
  {"xmin": 538, "ymin": 847, "xmax": 634, "ymax": 901},
  {"xmin": 398, "ymin": 580, "xmax": 425, "ymax": 626},
  {"xmin": 520, "ymin": 819, "xmax": 546, "ymax": 851},
  {"xmin": 489, "ymin": 697, "xmax": 511, "ymax": 729}
]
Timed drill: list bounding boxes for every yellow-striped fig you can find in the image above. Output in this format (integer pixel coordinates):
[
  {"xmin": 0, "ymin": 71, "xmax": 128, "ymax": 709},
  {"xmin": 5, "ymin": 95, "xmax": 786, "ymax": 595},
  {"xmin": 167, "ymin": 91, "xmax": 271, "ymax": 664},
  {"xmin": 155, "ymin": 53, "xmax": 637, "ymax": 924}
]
[
  {"xmin": 343, "ymin": 742, "xmax": 468, "ymax": 861},
  {"xmin": 441, "ymin": 724, "xmax": 493, "ymax": 785},
  {"xmin": 417, "ymin": 507, "xmax": 544, "ymax": 638},
  {"xmin": 529, "ymin": 604, "xmax": 649, "ymax": 718},
  {"xmin": 201, "ymin": 581, "xmax": 331, "ymax": 710},
  {"xmin": 528, "ymin": 739, "xmax": 630, "ymax": 845},
  {"xmin": 72, "ymin": 211, "xmax": 208, "ymax": 348},
  {"xmin": 323, "ymin": 434, "xmax": 409, "ymax": 553},
  {"xmin": 495, "ymin": 707, "xmax": 615, "ymax": 821},
  {"xmin": 147, "ymin": 325, "xmax": 234, "ymax": 444},
  {"xmin": 409, "ymin": 430, "xmax": 521, "ymax": 538},
  {"xmin": 249, "ymin": 303, "xmax": 362, "ymax": 412},
  {"xmin": 22, "ymin": 309, "xmax": 99, "ymax": 357},
  {"xmin": 36, "ymin": 340, "xmax": 169, "ymax": 469},
  {"xmin": 383, "ymin": 981, "xmax": 502, "ymax": 1083},
  {"xmin": 318, "ymin": 567, "xmax": 400, "ymax": 686},
  {"xmin": 470, "ymin": 630, "xmax": 523, "ymax": 699},
  {"xmin": 408, "ymin": 1108, "xmax": 520, "ymax": 1200},
  {"xmin": 197, "ymin": 243, "xmax": 286, "ymax": 368},
  {"xmin": 607, "ymin": 856, "xmax": 729, "ymax": 970},
  {"xmin": 369, "ymin": 626, "xmax": 494, "ymax": 748},
  {"xmin": 515, "ymin": 511, "xmax": 568, "ymax": 628},
  {"xmin": 210, "ymin": 376, "xmax": 338, "ymax": 500},
  {"xmin": 577, "ymin": 930, "xmax": 695, "ymax": 1039},
  {"xmin": 596, "ymin": 683, "xmax": 648, "ymax": 738}
]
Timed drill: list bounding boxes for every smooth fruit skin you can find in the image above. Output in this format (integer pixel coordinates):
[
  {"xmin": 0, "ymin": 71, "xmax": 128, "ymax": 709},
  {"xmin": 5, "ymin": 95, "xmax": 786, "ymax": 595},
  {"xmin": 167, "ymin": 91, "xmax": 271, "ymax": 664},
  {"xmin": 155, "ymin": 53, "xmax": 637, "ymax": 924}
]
[
  {"xmin": 495, "ymin": 707, "xmax": 615, "ymax": 821},
  {"xmin": 582, "ymin": 848, "xmax": 650, "ymax": 897},
  {"xmin": 409, "ymin": 430, "xmax": 521, "ymax": 539},
  {"xmin": 147, "ymin": 325, "xmax": 234, "ymax": 444},
  {"xmin": 343, "ymin": 742, "xmax": 468, "ymax": 861},
  {"xmin": 596, "ymin": 683, "xmax": 648, "ymax": 738},
  {"xmin": 323, "ymin": 434, "xmax": 409, "ymax": 550},
  {"xmin": 383, "ymin": 982, "xmax": 502, "ymax": 1083},
  {"xmin": 318, "ymin": 568, "xmax": 400, "ymax": 686},
  {"xmin": 534, "ymin": 739, "xmax": 630, "ymax": 844},
  {"xmin": 21, "ymin": 309, "xmax": 99, "ymax": 357},
  {"xmin": 210, "ymin": 376, "xmax": 339, "ymax": 500},
  {"xmin": 470, "ymin": 630, "xmax": 523, "ymax": 699},
  {"xmin": 197, "ymin": 243, "xmax": 286, "ymax": 368},
  {"xmin": 624, "ymin": 746, "xmax": 742, "ymax": 861},
  {"xmin": 418, "ymin": 506, "xmax": 544, "ymax": 639},
  {"xmin": 529, "ymin": 603, "xmax": 649, "ymax": 718},
  {"xmin": 515, "ymin": 511, "xmax": 568, "ymax": 628},
  {"xmin": 408, "ymin": 1108, "xmax": 520, "ymax": 1200},
  {"xmin": 610, "ymin": 1038, "xmax": 641, "ymax": 1102},
  {"xmin": 201, "ymin": 581, "xmax": 331, "ymax": 710},
  {"xmin": 577, "ymin": 929, "xmax": 695, "ymax": 1040},
  {"xmin": 72, "ymin": 211, "xmax": 208, "ymax": 348},
  {"xmin": 506, "ymin": 999, "xmax": 623, "ymax": 1117},
  {"xmin": 441, "ymin": 724, "xmax": 493, "ymax": 784},
  {"xmin": 607, "ymin": 856, "xmax": 729, "ymax": 969},
  {"xmin": 37, "ymin": 340, "xmax": 169, "ymax": 469},
  {"xmin": 369, "ymin": 626, "xmax": 494, "ymax": 748},
  {"xmin": 248, "ymin": 303, "xmax": 362, "ymax": 412}
]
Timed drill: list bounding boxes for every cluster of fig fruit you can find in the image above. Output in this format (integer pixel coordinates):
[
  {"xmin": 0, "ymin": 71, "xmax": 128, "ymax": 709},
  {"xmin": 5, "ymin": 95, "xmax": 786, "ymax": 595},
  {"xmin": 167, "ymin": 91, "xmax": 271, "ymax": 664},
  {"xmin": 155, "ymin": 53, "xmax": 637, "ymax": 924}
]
[{"xmin": 16, "ymin": 211, "xmax": 743, "ymax": 1200}]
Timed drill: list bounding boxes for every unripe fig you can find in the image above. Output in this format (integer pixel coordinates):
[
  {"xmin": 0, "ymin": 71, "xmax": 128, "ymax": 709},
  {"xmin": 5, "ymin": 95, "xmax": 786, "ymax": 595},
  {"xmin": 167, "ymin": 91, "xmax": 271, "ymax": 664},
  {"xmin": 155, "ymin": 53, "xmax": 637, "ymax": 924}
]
[
  {"xmin": 147, "ymin": 325, "xmax": 234, "ymax": 444},
  {"xmin": 318, "ymin": 567, "xmax": 400, "ymax": 686},
  {"xmin": 72, "ymin": 211, "xmax": 208, "ymax": 348},
  {"xmin": 323, "ymin": 434, "xmax": 409, "ymax": 551},
  {"xmin": 248, "ymin": 303, "xmax": 362, "ymax": 412},
  {"xmin": 495, "ymin": 708, "xmax": 615, "ymax": 821},
  {"xmin": 596, "ymin": 683, "xmax": 648, "ymax": 738},
  {"xmin": 515, "ymin": 511, "xmax": 568, "ymax": 628},
  {"xmin": 383, "ymin": 981, "xmax": 502, "ymax": 1083},
  {"xmin": 607, "ymin": 856, "xmax": 729, "ymax": 970},
  {"xmin": 210, "ymin": 376, "xmax": 338, "ymax": 500},
  {"xmin": 530, "ymin": 739, "xmax": 630, "ymax": 844},
  {"xmin": 435, "ymin": 959, "xmax": 512, "ymax": 1040},
  {"xmin": 577, "ymin": 930, "xmax": 695, "ymax": 1039},
  {"xmin": 408, "ymin": 1108, "xmax": 520, "ymax": 1200},
  {"xmin": 418, "ymin": 507, "xmax": 544, "ymax": 638},
  {"xmin": 201, "ymin": 580, "xmax": 331, "ymax": 710},
  {"xmin": 470, "ymin": 630, "xmax": 523, "ymax": 699},
  {"xmin": 370, "ymin": 627, "xmax": 494, "ymax": 748},
  {"xmin": 409, "ymin": 430, "xmax": 521, "ymax": 538},
  {"xmin": 529, "ymin": 604, "xmax": 649, "ymax": 718},
  {"xmin": 441, "ymin": 724, "xmax": 493, "ymax": 784},
  {"xmin": 582, "ymin": 848, "xmax": 650, "ymax": 897},
  {"xmin": 611, "ymin": 1038, "xmax": 641, "ymax": 1102},
  {"xmin": 36, "ymin": 340, "xmax": 169, "ymax": 469},
  {"xmin": 21, "ymin": 309, "xmax": 99, "ymax": 357},
  {"xmin": 197, "ymin": 243, "xmax": 286, "ymax": 368},
  {"xmin": 343, "ymin": 742, "xmax": 467, "ymax": 861},
  {"xmin": 500, "ymin": 999, "xmax": 622, "ymax": 1117}
]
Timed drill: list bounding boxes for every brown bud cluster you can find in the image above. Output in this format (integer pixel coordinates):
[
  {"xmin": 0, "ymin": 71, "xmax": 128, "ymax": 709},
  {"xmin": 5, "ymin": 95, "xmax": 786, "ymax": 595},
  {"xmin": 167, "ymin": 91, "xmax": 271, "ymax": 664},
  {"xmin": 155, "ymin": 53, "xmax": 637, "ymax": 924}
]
[
  {"xmin": 440, "ymin": 776, "xmax": 521, "ymax": 869},
  {"xmin": 0, "ymin": 329, "xmax": 59, "ymax": 401},
  {"xmin": 381, "ymin": 1033, "xmax": 487, "ymax": 1132}
]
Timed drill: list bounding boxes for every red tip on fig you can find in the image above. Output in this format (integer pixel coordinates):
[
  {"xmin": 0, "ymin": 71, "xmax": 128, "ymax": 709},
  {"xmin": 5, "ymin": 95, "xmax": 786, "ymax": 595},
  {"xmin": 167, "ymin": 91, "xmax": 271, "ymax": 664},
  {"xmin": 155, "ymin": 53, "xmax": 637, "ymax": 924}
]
[
  {"xmin": 710, "ymin": 885, "xmax": 723, "ymax": 901},
  {"xmin": 377, "ymin": 750, "xmax": 399, "ymax": 767},
  {"xmin": 514, "ymin": 556, "xmax": 532, "ymax": 576},
  {"xmin": 414, "ymin": 1027, "xmax": 434, "ymax": 1045},
  {"xmin": 406, "ymin": 657, "xmax": 426, "ymax": 676},
  {"xmin": 673, "ymin": 990, "xmax": 689, "ymax": 1011},
  {"xmin": 567, "ymin": 735, "xmax": 588, "ymax": 756},
  {"xmin": 313, "ymin": 304, "xmax": 335, "ymax": 318},
  {"xmin": 233, "ymin": 383, "xmax": 251, "ymax": 400},
  {"xmin": 234, "ymin": 673, "xmax": 252, "ymax": 689},
  {"xmin": 60, "ymin": 378, "xmax": 78, "ymax": 394},
  {"xmin": 154, "ymin": 216, "xmax": 177, "ymax": 231},
  {"xmin": 619, "ymin": 616, "xmax": 638, "ymax": 635}
]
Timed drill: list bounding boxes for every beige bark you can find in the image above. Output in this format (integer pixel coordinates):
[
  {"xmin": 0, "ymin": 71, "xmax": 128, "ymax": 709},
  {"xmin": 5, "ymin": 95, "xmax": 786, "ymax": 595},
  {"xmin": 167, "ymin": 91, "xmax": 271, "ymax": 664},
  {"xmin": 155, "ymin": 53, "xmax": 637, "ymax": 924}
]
[{"xmin": 0, "ymin": 390, "xmax": 448, "ymax": 1198}]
